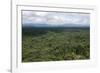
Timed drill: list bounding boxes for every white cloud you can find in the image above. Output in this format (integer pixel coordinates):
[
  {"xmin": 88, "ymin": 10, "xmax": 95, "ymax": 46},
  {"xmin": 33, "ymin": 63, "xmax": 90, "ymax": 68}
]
[
  {"xmin": 22, "ymin": 11, "xmax": 90, "ymax": 27},
  {"xmin": 35, "ymin": 12, "xmax": 48, "ymax": 16}
]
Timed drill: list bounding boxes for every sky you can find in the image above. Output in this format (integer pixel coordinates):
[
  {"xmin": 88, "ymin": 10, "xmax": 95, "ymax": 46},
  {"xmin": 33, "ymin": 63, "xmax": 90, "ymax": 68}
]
[{"xmin": 22, "ymin": 10, "xmax": 90, "ymax": 27}]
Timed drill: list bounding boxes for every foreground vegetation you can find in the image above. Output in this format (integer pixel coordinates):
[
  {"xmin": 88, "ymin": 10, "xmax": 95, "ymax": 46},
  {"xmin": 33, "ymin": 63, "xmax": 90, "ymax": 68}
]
[{"xmin": 22, "ymin": 27, "xmax": 90, "ymax": 62}]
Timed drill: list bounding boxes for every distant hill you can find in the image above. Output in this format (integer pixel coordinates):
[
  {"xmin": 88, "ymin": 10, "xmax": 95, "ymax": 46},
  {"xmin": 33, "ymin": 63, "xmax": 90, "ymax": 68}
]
[{"xmin": 22, "ymin": 23, "xmax": 90, "ymax": 28}]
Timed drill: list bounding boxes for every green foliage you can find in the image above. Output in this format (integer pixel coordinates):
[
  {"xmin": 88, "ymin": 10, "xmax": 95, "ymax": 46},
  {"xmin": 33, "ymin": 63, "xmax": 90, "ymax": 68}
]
[{"xmin": 22, "ymin": 28, "xmax": 90, "ymax": 62}]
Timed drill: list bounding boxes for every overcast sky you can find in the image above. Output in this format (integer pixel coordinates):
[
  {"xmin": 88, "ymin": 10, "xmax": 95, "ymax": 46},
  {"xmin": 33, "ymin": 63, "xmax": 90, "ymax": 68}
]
[{"xmin": 22, "ymin": 10, "xmax": 90, "ymax": 27}]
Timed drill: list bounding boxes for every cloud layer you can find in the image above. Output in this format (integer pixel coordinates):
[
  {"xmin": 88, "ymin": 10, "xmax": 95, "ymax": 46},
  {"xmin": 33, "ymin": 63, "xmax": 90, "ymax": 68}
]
[{"xmin": 22, "ymin": 11, "xmax": 90, "ymax": 27}]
